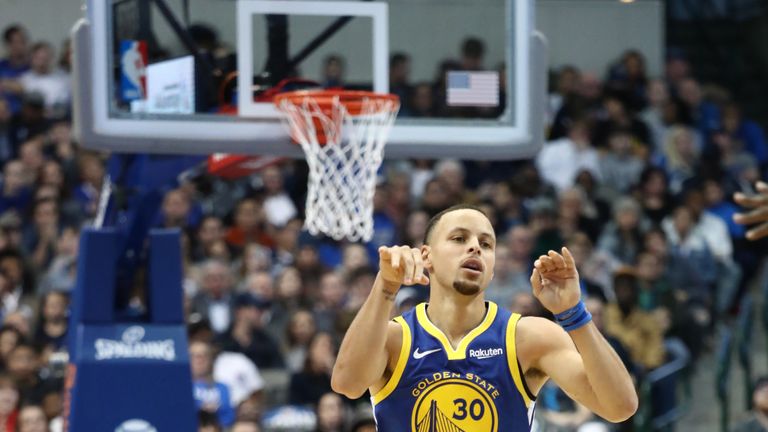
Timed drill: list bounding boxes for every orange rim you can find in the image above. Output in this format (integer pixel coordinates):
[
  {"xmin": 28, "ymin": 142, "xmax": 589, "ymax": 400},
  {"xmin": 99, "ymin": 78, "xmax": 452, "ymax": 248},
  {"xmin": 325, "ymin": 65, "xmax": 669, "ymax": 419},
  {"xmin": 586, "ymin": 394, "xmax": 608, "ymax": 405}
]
[{"xmin": 273, "ymin": 90, "xmax": 399, "ymax": 115}]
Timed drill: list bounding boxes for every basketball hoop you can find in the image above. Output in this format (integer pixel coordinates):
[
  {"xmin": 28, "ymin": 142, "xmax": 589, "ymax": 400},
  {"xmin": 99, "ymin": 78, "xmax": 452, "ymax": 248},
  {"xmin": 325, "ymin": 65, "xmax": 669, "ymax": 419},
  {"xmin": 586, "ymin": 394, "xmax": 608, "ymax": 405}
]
[{"xmin": 274, "ymin": 90, "xmax": 400, "ymax": 242}]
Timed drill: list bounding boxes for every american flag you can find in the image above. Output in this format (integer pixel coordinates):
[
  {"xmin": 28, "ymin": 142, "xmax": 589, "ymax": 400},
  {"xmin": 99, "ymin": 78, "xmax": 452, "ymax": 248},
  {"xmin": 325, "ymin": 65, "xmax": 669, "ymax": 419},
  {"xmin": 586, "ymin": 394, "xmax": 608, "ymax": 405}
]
[{"xmin": 446, "ymin": 71, "xmax": 500, "ymax": 107}]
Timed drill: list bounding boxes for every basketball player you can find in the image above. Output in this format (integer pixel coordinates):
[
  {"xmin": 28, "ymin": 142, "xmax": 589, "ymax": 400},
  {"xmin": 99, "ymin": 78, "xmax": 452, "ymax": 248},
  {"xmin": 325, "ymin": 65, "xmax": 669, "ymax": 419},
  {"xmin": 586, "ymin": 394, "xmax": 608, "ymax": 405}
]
[
  {"xmin": 734, "ymin": 180, "xmax": 768, "ymax": 240},
  {"xmin": 332, "ymin": 204, "xmax": 637, "ymax": 431}
]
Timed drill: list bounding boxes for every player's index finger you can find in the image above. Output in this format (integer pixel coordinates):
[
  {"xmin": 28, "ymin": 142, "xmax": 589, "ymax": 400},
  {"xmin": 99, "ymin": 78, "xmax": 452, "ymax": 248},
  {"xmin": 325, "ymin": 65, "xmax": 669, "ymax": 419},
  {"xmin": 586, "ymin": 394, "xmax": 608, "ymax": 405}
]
[
  {"xmin": 390, "ymin": 248, "xmax": 403, "ymax": 269},
  {"xmin": 548, "ymin": 249, "xmax": 566, "ymax": 268},
  {"xmin": 561, "ymin": 247, "xmax": 576, "ymax": 268}
]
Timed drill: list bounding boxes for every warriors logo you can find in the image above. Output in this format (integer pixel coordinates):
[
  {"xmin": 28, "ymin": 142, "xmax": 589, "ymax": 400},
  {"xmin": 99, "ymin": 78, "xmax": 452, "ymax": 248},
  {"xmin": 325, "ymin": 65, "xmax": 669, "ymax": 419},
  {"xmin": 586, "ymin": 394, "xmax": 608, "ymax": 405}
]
[{"xmin": 411, "ymin": 378, "xmax": 498, "ymax": 432}]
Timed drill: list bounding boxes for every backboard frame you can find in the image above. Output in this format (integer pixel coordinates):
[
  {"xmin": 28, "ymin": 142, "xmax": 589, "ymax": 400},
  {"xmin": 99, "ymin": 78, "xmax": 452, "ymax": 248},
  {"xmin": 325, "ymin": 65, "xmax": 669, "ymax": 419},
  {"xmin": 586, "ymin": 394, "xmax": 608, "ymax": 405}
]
[{"xmin": 75, "ymin": 0, "xmax": 547, "ymax": 160}]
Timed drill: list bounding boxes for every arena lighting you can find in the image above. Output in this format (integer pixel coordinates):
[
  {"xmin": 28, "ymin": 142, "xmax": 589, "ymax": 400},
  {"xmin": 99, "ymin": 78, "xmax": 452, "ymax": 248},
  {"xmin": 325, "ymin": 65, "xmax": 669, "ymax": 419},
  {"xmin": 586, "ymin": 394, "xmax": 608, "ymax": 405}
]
[{"xmin": 620, "ymin": 0, "xmax": 636, "ymax": 3}]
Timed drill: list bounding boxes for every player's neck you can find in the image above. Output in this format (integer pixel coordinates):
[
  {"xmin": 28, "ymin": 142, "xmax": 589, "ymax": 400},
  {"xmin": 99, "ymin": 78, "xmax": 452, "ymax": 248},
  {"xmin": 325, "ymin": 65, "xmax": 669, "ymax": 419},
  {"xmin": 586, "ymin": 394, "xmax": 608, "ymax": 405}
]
[{"xmin": 426, "ymin": 290, "xmax": 487, "ymax": 346}]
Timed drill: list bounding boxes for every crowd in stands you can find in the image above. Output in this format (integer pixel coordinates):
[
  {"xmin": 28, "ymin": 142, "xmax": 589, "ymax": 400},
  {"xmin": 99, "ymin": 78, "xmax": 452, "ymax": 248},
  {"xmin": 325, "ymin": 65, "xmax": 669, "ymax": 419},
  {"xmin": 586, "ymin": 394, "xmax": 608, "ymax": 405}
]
[{"xmin": 0, "ymin": 18, "xmax": 767, "ymax": 432}]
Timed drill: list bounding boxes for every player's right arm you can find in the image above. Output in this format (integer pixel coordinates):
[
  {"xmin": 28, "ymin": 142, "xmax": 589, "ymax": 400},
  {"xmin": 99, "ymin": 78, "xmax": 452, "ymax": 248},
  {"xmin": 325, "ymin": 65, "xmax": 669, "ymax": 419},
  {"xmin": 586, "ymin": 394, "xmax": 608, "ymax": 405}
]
[{"xmin": 331, "ymin": 246, "xmax": 429, "ymax": 399}]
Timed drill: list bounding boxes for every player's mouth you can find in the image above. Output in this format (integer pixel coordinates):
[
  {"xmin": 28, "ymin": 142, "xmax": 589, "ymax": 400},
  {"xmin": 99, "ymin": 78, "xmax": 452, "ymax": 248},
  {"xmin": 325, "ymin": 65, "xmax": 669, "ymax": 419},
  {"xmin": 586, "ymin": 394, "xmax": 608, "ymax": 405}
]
[{"xmin": 460, "ymin": 258, "xmax": 484, "ymax": 275}]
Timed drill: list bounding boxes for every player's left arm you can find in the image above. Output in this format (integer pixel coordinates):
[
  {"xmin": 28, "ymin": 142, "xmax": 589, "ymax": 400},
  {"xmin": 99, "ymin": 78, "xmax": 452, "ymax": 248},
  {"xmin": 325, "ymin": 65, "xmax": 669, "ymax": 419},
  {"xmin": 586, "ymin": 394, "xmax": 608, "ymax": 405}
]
[{"xmin": 524, "ymin": 248, "xmax": 638, "ymax": 423}]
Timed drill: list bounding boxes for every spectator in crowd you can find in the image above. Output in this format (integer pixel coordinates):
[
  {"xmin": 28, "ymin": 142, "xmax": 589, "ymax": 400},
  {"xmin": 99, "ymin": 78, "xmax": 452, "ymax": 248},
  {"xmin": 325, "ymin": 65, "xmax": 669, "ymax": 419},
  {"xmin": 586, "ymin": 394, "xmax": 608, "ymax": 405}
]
[
  {"xmin": 73, "ymin": 152, "xmax": 104, "ymax": 219},
  {"xmin": 676, "ymin": 77, "xmax": 720, "ymax": 136},
  {"xmin": 321, "ymin": 55, "xmax": 344, "ymax": 88},
  {"xmin": 592, "ymin": 93, "xmax": 651, "ymax": 151},
  {"xmin": 314, "ymin": 392, "xmax": 347, "ymax": 432},
  {"xmin": 259, "ymin": 166, "xmax": 298, "ymax": 228},
  {"xmin": 713, "ymin": 131, "xmax": 761, "ymax": 188},
  {"xmin": 459, "ymin": 37, "xmax": 485, "ymax": 71},
  {"xmin": 190, "ymin": 259, "xmax": 236, "ymax": 334},
  {"xmin": 557, "ymin": 187, "xmax": 601, "ymax": 243},
  {"xmin": 283, "ymin": 309, "xmax": 316, "ymax": 373},
  {"xmin": 0, "ymin": 249, "xmax": 35, "ymax": 314},
  {"xmin": 32, "ymin": 291, "xmax": 68, "ymax": 357},
  {"xmin": 0, "ymin": 375, "xmax": 19, "ymax": 432},
  {"xmin": 408, "ymin": 82, "xmax": 435, "ymax": 118},
  {"xmin": 193, "ymin": 216, "xmax": 227, "ymax": 263},
  {"xmin": 0, "ymin": 325, "xmax": 21, "ymax": 370},
  {"xmin": 603, "ymin": 269, "xmax": 666, "ymax": 371},
  {"xmin": 634, "ymin": 167, "xmax": 673, "ymax": 226},
  {"xmin": 536, "ymin": 118, "xmax": 601, "ymax": 192},
  {"xmin": 7, "ymin": 343, "xmax": 59, "ymax": 405},
  {"xmin": 7, "ymin": 94, "xmax": 47, "ymax": 153},
  {"xmin": 190, "ymin": 340, "xmax": 236, "ymax": 428},
  {"xmin": 546, "ymin": 65, "xmax": 580, "ymax": 129},
  {"xmin": 288, "ymin": 332, "xmax": 336, "ymax": 406},
  {"xmin": 16, "ymin": 404, "xmax": 47, "ymax": 432},
  {"xmin": 721, "ymin": 102, "xmax": 767, "ymax": 169},
  {"xmin": 0, "ymin": 25, "xmax": 29, "ymax": 114},
  {"xmin": 18, "ymin": 43, "xmax": 70, "ymax": 119},
  {"xmin": 597, "ymin": 197, "xmax": 647, "ymax": 265},
  {"xmin": 605, "ymin": 49, "xmax": 648, "ymax": 111},
  {"xmin": 158, "ymin": 188, "xmax": 197, "ymax": 229},
  {"xmin": 38, "ymin": 226, "xmax": 78, "ymax": 293},
  {"xmin": 341, "ymin": 267, "xmax": 375, "ymax": 321},
  {"xmin": 0, "ymin": 160, "xmax": 32, "ymax": 215},
  {"xmin": 640, "ymin": 79, "xmax": 671, "ymax": 153},
  {"xmin": 225, "ymin": 197, "xmax": 273, "ymax": 252},
  {"xmin": 218, "ymin": 292, "xmax": 284, "ymax": 370},
  {"xmin": 599, "ymin": 128, "xmax": 645, "ymax": 198},
  {"xmin": 420, "ymin": 178, "xmax": 452, "ymax": 217},
  {"xmin": 659, "ymin": 126, "xmax": 700, "ymax": 194},
  {"xmin": 732, "ymin": 376, "xmax": 768, "ymax": 432},
  {"xmin": 313, "ymin": 271, "xmax": 346, "ymax": 333},
  {"xmin": 389, "ymin": 53, "xmax": 412, "ymax": 113},
  {"xmin": 22, "ymin": 198, "xmax": 60, "ymax": 270}
]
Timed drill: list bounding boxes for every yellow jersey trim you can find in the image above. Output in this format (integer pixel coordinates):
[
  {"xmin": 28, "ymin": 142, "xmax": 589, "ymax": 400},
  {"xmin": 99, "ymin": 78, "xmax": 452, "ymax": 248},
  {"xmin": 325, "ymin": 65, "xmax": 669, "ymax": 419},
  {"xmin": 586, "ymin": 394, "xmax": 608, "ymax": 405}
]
[
  {"xmin": 372, "ymin": 316, "xmax": 411, "ymax": 405},
  {"xmin": 506, "ymin": 313, "xmax": 532, "ymax": 408},
  {"xmin": 415, "ymin": 301, "xmax": 498, "ymax": 360}
]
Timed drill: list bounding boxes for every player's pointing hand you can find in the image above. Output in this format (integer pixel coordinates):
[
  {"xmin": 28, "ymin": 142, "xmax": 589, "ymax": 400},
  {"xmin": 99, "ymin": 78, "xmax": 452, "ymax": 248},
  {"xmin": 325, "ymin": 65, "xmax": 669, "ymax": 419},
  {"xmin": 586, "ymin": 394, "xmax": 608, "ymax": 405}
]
[{"xmin": 378, "ymin": 245, "xmax": 430, "ymax": 289}]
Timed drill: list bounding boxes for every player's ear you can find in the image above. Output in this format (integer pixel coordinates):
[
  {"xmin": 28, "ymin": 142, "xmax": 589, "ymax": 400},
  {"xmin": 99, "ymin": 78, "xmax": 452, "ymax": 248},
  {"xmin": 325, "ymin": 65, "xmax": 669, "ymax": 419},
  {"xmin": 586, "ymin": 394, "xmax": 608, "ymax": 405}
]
[{"xmin": 421, "ymin": 245, "xmax": 432, "ymax": 271}]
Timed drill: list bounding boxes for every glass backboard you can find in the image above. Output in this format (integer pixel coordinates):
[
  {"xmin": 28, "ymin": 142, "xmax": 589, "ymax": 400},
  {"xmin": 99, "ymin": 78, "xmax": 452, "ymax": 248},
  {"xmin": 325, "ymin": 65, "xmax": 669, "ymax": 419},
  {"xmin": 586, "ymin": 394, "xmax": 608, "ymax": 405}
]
[{"xmin": 73, "ymin": 0, "xmax": 546, "ymax": 159}]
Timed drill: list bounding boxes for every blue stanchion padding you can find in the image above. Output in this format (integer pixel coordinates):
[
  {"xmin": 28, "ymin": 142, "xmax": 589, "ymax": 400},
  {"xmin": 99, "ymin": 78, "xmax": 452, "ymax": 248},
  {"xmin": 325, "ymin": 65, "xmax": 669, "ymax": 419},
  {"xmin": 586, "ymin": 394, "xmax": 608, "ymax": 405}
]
[
  {"xmin": 149, "ymin": 229, "xmax": 185, "ymax": 324},
  {"xmin": 70, "ymin": 228, "xmax": 118, "ymax": 325},
  {"xmin": 66, "ymin": 325, "xmax": 196, "ymax": 431},
  {"xmin": 65, "ymin": 229, "xmax": 196, "ymax": 431}
]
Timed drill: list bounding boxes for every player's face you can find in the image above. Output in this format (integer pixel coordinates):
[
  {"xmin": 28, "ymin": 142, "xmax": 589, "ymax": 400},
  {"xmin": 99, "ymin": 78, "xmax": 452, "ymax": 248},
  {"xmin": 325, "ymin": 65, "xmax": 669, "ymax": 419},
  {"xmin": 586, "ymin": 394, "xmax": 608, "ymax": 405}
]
[{"xmin": 425, "ymin": 210, "xmax": 496, "ymax": 296}]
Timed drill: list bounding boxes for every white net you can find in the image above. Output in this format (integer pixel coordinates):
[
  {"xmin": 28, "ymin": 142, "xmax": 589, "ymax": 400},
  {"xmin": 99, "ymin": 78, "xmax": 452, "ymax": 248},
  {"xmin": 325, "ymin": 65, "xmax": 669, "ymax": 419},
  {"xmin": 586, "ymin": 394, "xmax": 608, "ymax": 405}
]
[{"xmin": 276, "ymin": 92, "xmax": 400, "ymax": 242}]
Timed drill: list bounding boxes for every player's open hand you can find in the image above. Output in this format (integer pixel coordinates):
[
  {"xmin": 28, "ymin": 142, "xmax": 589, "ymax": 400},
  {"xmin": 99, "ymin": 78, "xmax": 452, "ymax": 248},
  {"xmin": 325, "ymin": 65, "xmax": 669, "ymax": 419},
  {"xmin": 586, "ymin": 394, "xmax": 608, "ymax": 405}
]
[
  {"xmin": 734, "ymin": 181, "xmax": 768, "ymax": 240},
  {"xmin": 378, "ymin": 245, "xmax": 430, "ymax": 289},
  {"xmin": 531, "ymin": 247, "xmax": 581, "ymax": 315}
]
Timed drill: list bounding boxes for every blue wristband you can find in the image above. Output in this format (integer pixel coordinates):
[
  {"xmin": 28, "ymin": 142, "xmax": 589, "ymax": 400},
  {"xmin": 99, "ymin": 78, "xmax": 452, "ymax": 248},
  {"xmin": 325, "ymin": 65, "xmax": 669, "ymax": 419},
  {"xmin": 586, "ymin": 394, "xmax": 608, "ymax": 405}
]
[
  {"xmin": 554, "ymin": 301, "xmax": 585, "ymax": 322},
  {"xmin": 563, "ymin": 310, "xmax": 592, "ymax": 332},
  {"xmin": 554, "ymin": 301, "xmax": 592, "ymax": 331}
]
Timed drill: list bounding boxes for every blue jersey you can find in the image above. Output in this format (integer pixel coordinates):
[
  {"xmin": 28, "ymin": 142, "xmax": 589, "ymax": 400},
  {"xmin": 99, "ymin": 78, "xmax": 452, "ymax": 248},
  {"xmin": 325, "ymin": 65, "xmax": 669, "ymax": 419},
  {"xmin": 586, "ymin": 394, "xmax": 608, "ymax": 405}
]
[{"xmin": 372, "ymin": 301, "xmax": 536, "ymax": 431}]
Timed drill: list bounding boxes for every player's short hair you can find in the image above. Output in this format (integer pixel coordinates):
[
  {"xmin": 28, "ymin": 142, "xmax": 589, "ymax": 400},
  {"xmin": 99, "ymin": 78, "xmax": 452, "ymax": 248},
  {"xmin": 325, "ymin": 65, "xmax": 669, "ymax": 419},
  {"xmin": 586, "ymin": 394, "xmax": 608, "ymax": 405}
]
[{"xmin": 423, "ymin": 204, "xmax": 488, "ymax": 245}]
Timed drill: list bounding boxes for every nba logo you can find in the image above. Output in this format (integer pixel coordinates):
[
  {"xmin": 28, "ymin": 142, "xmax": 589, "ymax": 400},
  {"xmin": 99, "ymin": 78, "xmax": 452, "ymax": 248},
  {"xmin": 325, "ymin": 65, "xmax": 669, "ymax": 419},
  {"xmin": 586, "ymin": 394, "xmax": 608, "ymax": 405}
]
[{"xmin": 120, "ymin": 40, "xmax": 147, "ymax": 102}]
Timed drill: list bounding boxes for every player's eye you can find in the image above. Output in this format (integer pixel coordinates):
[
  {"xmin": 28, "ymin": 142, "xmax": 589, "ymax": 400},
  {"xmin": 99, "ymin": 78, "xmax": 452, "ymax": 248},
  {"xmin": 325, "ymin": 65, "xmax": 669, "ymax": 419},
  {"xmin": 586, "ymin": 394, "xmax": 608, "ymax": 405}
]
[
  {"xmin": 452, "ymin": 236, "xmax": 464, "ymax": 242},
  {"xmin": 481, "ymin": 241, "xmax": 492, "ymax": 249}
]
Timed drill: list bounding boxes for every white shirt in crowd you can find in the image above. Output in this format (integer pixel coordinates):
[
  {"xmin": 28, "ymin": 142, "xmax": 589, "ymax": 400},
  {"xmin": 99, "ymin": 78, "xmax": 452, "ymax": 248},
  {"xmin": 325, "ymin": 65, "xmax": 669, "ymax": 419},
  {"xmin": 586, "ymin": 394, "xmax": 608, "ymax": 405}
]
[
  {"xmin": 535, "ymin": 137, "xmax": 601, "ymax": 192},
  {"xmin": 20, "ymin": 69, "xmax": 71, "ymax": 111},
  {"xmin": 214, "ymin": 351, "xmax": 265, "ymax": 407}
]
